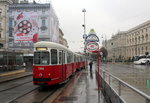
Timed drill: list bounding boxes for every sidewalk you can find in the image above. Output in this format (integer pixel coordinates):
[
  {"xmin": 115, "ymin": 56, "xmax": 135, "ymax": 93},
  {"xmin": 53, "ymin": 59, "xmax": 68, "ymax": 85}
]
[
  {"xmin": 0, "ymin": 68, "xmax": 32, "ymax": 83},
  {"xmin": 49, "ymin": 63, "xmax": 106, "ymax": 103}
]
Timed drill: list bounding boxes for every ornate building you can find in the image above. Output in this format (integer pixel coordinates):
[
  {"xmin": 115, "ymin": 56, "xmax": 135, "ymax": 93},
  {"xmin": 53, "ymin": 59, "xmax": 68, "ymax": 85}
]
[
  {"xmin": 103, "ymin": 31, "xmax": 126, "ymax": 61},
  {"xmin": 59, "ymin": 28, "xmax": 68, "ymax": 48},
  {"xmin": 0, "ymin": 0, "xmax": 12, "ymax": 50},
  {"xmin": 8, "ymin": 1, "xmax": 59, "ymax": 52},
  {"xmin": 103, "ymin": 20, "xmax": 150, "ymax": 61},
  {"xmin": 126, "ymin": 20, "xmax": 150, "ymax": 59}
]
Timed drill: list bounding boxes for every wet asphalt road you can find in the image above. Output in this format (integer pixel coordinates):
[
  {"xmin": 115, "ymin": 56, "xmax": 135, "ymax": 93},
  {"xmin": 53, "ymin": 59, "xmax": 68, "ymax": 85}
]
[
  {"xmin": 101, "ymin": 63, "xmax": 150, "ymax": 103},
  {"xmin": 101, "ymin": 63, "xmax": 150, "ymax": 95}
]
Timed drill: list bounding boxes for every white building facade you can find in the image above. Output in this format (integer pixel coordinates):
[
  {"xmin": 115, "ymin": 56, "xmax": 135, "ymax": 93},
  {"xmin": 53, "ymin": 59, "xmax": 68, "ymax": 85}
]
[
  {"xmin": 8, "ymin": 2, "xmax": 59, "ymax": 51},
  {"xmin": 103, "ymin": 20, "xmax": 150, "ymax": 61},
  {"xmin": 126, "ymin": 20, "xmax": 150, "ymax": 59},
  {"xmin": 104, "ymin": 32, "xmax": 126, "ymax": 61}
]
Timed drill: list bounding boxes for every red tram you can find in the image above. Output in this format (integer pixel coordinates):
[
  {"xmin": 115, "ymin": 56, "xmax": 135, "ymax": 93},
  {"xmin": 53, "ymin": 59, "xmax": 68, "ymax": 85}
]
[{"xmin": 33, "ymin": 41, "xmax": 87, "ymax": 86}]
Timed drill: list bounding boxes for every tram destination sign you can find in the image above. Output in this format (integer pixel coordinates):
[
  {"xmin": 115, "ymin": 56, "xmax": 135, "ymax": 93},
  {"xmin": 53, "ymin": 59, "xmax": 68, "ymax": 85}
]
[
  {"xmin": 86, "ymin": 42, "xmax": 99, "ymax": 52},
  {"xmin": 86, "ymin": 34, "xmax": 99, "ymax": 42}
]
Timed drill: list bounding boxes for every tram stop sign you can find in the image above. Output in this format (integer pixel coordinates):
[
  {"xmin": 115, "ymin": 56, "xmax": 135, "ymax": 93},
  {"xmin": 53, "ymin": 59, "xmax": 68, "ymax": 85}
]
[
  {"xmin": 86, "ymin": 29, "xmax": 99, "ymax": 42},
  {"xmin": 86, "ymin": 42, "xmax": 99, "ymax": 52}
]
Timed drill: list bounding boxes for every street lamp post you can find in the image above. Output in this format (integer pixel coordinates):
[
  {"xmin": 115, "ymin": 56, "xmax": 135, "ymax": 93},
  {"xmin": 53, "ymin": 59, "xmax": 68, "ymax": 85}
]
[
  {"xmin": 82, "ymin": 8, "xmax": 87, "ymax": 54},
  {"xmin": 82, "ymin": 8, "xmax": 88, "ymax": 69},
  {"xmin": 82, "ymin": 8, "xmax": 86, "ymax": 34}
]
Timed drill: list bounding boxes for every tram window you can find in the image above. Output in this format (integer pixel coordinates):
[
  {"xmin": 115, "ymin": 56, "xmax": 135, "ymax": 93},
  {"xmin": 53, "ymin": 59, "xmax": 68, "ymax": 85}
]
[
  {"xmin": 34, "ymin": 52, "xmax": 49, "ymax": 65},
  {"xmin": 34, "ymin": 52, "xmax": 40, "ymax": 64},
  {"xmin": 59, "ymin": 51, "xmax": 62, "ymax": 64},
  {"xmin": 74, "ymin": 55, "xmax": 76, "ymax": 62},
  {"xmin": 41, "ymin": 52, "xmax": 49, "ymax": 64},
  {"xmin": 51, "ymin": 49, "xmax": 58, "ymax": 64},
  {"xmin": 63, "ymin": 52, "xmax": 65, "ymax": 64},
  {"xmin": 67, "ymin": 52, "xmax": 73, "ymax": 63}
]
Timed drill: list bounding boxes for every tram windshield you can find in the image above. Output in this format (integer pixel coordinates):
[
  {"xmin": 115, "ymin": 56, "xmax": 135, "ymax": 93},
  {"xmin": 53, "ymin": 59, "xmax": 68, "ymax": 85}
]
[{"xmin": 34, "ymin": 51, "xmax": 49, "ymax": 65}]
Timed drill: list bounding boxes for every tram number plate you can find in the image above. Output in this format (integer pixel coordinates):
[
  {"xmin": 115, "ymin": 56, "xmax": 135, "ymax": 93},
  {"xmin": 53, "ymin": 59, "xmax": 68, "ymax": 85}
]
[{"xmin": 38, "ymin": 67, "xmax": 44, "ymax": 70}]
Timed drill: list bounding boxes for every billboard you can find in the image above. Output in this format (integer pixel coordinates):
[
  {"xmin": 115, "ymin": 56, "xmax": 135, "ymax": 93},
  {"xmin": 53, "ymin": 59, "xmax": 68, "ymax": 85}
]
[{"xmin": 14, "ymin": 12, "xmax": 39, "ymax": 44}]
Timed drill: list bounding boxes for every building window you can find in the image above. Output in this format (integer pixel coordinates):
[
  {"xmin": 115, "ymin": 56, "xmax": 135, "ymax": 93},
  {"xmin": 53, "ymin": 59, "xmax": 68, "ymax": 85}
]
[
  {"xmin": 141, "ymin": 29, "xmax": 143, "ymax": 33},
  {"xmin": 132, "ymin": 38, "xmax": 134, "ymax": 43},
  {"xmin": 9, "ymin": 27, "xmax": 13, "ymax": 37},
  {"xmin": 135, "ymin": 37, "xmax": 137, "ymax": 42},
  {"xmin": 40, "ymin": 19, "xmax": 47, "ymax": 31},
  {"xmin": 146, "ymin": 28, "xmax": 147, "ymax": 32},
  {"xmin": 0, "ymin": 32, "xmax": 1, "ymax": 38},
  {"xmin": 138, "ymin": 36, "xmax": 140, "ymax": 42},
  {"xmin": 0, "ymin": 11, "xmax": 1, "ymax": 16},
  {"xmin": 9, "ymin": 18, "xmax": 13, "ymax": 27},
  {"xmin": 146, "ymin": 34, "xmax": 148, "ymax": 42},
  {"xmin": 142, "ymin": 47, "xmax": 144, "ymax": 54},
  {"xmin": 34, "ymin": 9, "xmax": 37, "ymax": 12},
  {"xmin": 42, "ymin": 10, "xmax": 45, "ymax": 14},
  {"xmin": 42, "ymin": 19, "xmax": 46, "ymax": 26},
  {"xmin": 8, "ymin": 39, "xmax": 13, "ymax": 47},
  {"xmin": 138, "ymin": 48, "xmax": 140, "ymax": 55},
  {"xmin": 142, "ymin": 35, "xmax": 144, "ymax": 42},
  {"xmin": 146, "ymin": 47, "xmax": 147, "ymax": 51},
  {"xmin": 135, "ymin": 48, "xmax": 137, "ymax": 55}
]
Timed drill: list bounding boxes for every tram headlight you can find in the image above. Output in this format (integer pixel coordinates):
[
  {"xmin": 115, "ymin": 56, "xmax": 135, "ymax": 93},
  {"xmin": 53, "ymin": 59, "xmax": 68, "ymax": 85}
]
[{"xmin": 39, "ymin": 73, "xmax": 43, "ymax": 78}]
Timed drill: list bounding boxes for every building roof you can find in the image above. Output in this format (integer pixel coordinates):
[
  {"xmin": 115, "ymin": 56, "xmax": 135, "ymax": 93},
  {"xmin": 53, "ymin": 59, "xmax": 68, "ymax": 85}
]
[
  {"xmin": 9, "ymin": 3, "xmax": 50, "ymax": 9},
  {"xmin": 128, "ymin": 20, "xmax": 150, "ymax": 33}
]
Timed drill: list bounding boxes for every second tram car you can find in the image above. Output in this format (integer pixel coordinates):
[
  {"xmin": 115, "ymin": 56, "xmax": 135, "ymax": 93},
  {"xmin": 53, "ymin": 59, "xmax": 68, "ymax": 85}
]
[{"xmin": 33, "ymin": 41, "xmax": 86, "ymax": 86}]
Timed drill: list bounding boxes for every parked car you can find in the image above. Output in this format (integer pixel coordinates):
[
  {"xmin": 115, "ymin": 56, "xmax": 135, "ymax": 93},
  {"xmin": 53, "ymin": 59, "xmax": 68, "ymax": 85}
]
[{"xmin": 134, "ymin": 58, "xmax": 150, "ymax": 65}]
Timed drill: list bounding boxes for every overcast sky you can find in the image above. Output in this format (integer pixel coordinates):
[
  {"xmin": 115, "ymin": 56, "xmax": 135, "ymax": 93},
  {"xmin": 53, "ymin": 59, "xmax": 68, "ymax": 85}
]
[{"xmin": 37, "ymin": 0, "xmax": 150, "ymax": 52}]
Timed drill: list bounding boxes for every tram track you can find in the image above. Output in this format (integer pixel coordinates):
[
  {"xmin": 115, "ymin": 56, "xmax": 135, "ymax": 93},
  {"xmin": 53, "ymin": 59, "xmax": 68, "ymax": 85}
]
[
  {"xmin": 0, "ymin": 81, "xmax": 32, "ymax": 92},
  {"xmin": 0, "ymin": 76, "xmax": 33, "ymax": 92},
  {"xmin": 8, "ymin": 86, "xmax": 58, "ymax": 103},
  {"xmin": 6, "ymin": 87, "xmax": 39, "ymax": 103},
  {"xmin": 6, "ymin": 70, "xmax": 83, "ymax": 103}
]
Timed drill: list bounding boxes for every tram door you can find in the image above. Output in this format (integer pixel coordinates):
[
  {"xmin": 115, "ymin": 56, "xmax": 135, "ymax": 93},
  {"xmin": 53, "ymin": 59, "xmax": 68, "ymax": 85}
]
[{"xmin": 59, "ymin": 50, "xmax": 65, "ymax": 81}]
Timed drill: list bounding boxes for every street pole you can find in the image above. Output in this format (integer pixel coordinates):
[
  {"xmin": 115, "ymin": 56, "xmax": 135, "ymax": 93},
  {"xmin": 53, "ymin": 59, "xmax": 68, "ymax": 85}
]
[
  {"xmin": 97, "ymin": 50, "xmax": 100, "ymax": 92},
  {"xmin": 82, "ymin": 8, "xmax": 88, "ymax": 67},
  {"xmin": 82, "ymin": 8, "xmax": 86, "ymax": 34}
]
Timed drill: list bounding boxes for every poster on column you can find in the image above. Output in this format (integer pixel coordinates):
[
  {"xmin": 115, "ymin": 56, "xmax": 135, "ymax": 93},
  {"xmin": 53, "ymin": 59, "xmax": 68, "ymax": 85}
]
[{"xmin": 13, "ymin": 11, "xmax": 39, "ymax": 47}]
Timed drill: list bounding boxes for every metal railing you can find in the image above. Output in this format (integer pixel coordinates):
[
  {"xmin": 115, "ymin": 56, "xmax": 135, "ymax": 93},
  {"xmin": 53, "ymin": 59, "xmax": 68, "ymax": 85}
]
[{"xmin": 100, "ymin": 69, "xmax": 150, "ymax": 103}]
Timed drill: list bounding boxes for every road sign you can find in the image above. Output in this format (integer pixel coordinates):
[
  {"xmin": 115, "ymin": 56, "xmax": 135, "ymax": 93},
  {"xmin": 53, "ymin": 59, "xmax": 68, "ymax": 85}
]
[
  {"xmin": 86, "ymin": 42, "xmax": 99, "ymax": 52},
  {"xmin": 86, "ymin": 28, "xmax": 99, "ymax": 42},
  {"xmin": 83, "ymin": 34, "xmax": 87, "ymax": 39},
  {"xmin": 86, "ymin": 34, "xmax": 99, "ymax": 42}
]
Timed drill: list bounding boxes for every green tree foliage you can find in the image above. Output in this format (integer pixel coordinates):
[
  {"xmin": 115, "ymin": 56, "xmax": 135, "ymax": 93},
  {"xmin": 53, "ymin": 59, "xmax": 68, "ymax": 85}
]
[{"xmin": 100, "ymin": 47, "xmax": 108, "ymax": 58}]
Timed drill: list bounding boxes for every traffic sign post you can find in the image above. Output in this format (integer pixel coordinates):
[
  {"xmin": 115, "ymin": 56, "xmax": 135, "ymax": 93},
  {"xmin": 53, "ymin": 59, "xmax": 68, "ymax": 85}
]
[
  {"xmin": 86, "ymin": 42, "xmax": 99, "ymax": 53},
  {"xmin": 85, "ymin": 29, "xmax": 101, "ymax": 91},
  {"xmin": 86, "ymin": 34, "xmax": 99, "ymax": 42}
]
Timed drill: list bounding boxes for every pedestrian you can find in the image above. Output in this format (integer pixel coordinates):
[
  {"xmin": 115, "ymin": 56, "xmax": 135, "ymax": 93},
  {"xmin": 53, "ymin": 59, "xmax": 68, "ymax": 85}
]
[
  {"xmin": 23, "ymin": 62, "xmax": 26, "ymax": 70},
  {"xmin": 89, "ymin": 61, "xmax": 93, "ymax": 71}
]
